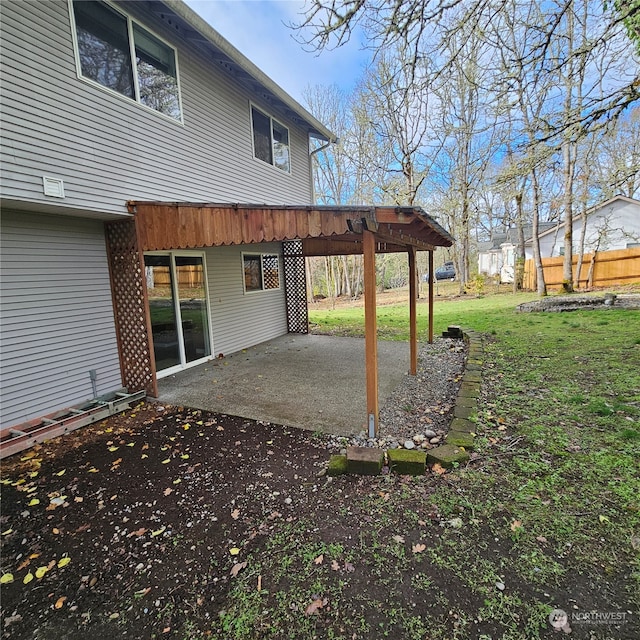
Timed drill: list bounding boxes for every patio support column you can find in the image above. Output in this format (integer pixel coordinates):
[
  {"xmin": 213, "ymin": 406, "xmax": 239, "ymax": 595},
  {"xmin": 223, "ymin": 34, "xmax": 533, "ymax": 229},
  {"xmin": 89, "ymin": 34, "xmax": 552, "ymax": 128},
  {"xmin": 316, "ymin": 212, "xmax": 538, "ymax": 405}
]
[
  {"xmin": 408, "ymin": 246, "xmax": 418, "ymax": 375},
  {"xmin": 363, "ymin": 229, "xmax": 379, "ymax": 437},
  {"xmin": 428, "ymin": 250, "xmax": 434, "ymax": 343}
]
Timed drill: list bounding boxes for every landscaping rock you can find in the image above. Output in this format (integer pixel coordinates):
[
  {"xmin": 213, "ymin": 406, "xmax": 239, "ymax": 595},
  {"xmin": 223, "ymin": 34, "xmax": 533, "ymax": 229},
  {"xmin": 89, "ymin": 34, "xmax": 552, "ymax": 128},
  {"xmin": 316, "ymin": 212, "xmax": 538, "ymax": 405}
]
[
  {"xmin": 427, "ymin": 444, "xmax": 470, "ymax": 468},
  {"xmin": 445, "ymin": 430, "xmax": 476, "ymax": 449},
  {"xmin": 449, "ymin": 418, "xmax": 475, "ymax": 433},
  {"xmin": 387, "ymin": 449, "xmax": 426, "ymax": 476},
  {"xmin": 403, "ymin": 440, "xmax": 416, "ymax": 450},
  {"xmin": 346, "ymin": 447, "xmax": 384, "ymax": 475},
  {"xmin": 327, "ymin": 455, "xmax": 348, "ymax": 476},
  {"xmin": 453, "ymin": 405, "xmax": 477, "ymax": 420}
]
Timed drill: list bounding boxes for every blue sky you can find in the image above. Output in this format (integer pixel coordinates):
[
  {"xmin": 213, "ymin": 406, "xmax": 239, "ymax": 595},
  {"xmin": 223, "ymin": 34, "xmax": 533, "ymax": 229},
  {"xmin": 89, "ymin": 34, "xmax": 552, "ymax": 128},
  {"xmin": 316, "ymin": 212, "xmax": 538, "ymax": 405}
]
[{"xmin": 183, "ymin": 0, "xmax": 369, "ymax": 104}]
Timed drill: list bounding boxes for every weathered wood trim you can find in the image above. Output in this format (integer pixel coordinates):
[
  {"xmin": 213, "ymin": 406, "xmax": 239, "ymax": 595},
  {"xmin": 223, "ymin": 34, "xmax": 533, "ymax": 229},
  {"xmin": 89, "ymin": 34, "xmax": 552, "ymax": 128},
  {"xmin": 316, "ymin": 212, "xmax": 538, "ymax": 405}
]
[
  {"xmin": 428, "ymin": 250, "xmax": 434, "ymax": 344},
  {"xmin": 408, "ymin": 246, "xmax": 417, "ymax": 376},
  {"xmin": 363, "ymin": 229, "xmax": 379, "ymax": 436}
]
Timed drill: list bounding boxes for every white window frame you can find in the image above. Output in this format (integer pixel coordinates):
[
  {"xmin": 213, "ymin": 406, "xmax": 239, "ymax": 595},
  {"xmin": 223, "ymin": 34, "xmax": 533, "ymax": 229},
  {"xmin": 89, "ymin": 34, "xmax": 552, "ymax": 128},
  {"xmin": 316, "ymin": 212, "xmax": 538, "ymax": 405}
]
[
  {"xmin": 144, "ymin": 250, "xmax": 214, "ymax": 378},
  {"xmin": 250, "ymin": 103, "xmax": 291, "ymax": 173},
  {"xmin": 68, "ymin": 0, "xmax": 184, "ymax": 124},
  {"xmin": 242, "ymin": 251, "xmax": 282, "ymax": 294}
]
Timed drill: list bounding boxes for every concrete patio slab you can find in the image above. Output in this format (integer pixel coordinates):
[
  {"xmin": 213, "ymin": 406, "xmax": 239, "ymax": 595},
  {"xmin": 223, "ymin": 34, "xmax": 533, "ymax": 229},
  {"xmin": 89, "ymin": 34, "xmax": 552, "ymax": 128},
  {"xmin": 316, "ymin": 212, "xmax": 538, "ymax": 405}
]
[{"xmin": 156, "ymin": 334, "xmax": 412, "ymax": 435}]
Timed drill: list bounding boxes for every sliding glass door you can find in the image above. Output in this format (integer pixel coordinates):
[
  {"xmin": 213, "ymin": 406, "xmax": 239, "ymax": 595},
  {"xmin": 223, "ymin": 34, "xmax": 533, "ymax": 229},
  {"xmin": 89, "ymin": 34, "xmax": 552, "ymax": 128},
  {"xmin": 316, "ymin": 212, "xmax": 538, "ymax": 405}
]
[{"xmin": 144, "ymin": 253, "xmax": 212, "ymax": 375}]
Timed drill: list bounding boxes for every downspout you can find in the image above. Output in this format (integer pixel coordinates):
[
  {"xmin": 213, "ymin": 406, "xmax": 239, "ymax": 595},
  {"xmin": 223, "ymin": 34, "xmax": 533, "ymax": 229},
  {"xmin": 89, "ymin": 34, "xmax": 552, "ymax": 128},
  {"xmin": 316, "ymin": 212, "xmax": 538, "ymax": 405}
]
[{"xmin": 308, "ymin": 136, "xmax": 337, "ymax": 205}]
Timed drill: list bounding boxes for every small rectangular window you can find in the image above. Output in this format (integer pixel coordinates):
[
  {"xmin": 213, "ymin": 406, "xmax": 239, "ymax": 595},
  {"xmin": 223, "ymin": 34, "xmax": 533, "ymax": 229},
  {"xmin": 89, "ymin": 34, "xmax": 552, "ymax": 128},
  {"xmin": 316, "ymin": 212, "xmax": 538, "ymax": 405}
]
[
  {"xmin": 71, "ymin": 0, "xmax": 182, "ymax": 121},
  {"xmin": 251, "ymin": 106, "xmax": 290, "ymax": 172},
  {"xmin": 243, "ymin": 253, "xmax": 280, "ymax": 292}
]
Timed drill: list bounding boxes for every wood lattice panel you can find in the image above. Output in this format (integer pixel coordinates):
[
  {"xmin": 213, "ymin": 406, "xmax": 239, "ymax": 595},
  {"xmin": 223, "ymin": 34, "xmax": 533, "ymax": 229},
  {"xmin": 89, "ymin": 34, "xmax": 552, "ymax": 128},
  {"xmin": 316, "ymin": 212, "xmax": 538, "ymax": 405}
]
[
  {"xmin": 283, "ymin": 240, "xmax": 308, "ymax": 334},
  {"xmin": 105, "ymin": 220, "xmax": 157, "ymax": 396}
]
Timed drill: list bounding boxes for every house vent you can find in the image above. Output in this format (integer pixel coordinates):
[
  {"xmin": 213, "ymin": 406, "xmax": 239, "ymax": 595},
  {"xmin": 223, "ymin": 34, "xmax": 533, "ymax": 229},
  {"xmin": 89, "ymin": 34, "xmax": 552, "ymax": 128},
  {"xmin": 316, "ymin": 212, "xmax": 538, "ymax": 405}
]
[{"xmin": 42, "ymin": 176, "xmax": 65, "ymax": 198}]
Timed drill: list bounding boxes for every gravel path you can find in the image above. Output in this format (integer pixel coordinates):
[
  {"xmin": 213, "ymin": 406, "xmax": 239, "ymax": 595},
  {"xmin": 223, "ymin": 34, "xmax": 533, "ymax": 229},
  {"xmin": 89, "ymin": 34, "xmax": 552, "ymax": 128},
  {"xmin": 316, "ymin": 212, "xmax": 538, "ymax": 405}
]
[{"xmin": 327, "ymin": 337, "xmax": 467, "ymax": 451}]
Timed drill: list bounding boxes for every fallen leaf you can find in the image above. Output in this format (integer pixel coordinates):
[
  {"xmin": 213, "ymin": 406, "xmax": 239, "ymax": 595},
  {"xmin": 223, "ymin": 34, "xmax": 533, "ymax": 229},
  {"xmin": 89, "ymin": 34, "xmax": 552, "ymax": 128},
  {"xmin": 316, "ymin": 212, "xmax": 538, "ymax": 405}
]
[
  {"xmin": 418, "ymin": 519, "xmax": 426, "ymax": 526},
  {"xmin": 2, "ymin": 528, "xmax": 13, "ymax": 536},
  {"xmin": 163, "ymin": 627, "xmax": 170, "ymax": 634},
  {"xmin": 343, "ymin": 562, "xmax": 355, "ymax": 572},
  {"xmin": 55, "ymin": 596, "xmax": 67, "ymax": 609},
  {"xmin": 35, "ymin": 566, "xmax": 49, "ymax": 579},
  {"xmin": 57, "ymin": 557, "xmax": 71, "ymax": 569},
  {"xmin": 163, "ymin": 488, "xmax": 173, "ymax": 496},
  {"xmin": 141, "ymin": 454, "xmax": 149, "ymax": 459},
  {"xmin": 392, "ymin": 535, "xmax": 405, "ymax": 544},
  {"xmin": 54, "ymin": 469, "xmax": 66, "ymax": 477},
  {"xmin": 230, "ymin": 561, "xmax": 247, "ymax": 577},
  {"xmin": 88, "ymin": 467, "xmax": 99, "ymax": 473},
  {"xmin": 142, "ymin": 443, "xmax": 149, "ymax": 450},
  {"xmin": 231, "ymin": 509, "xmax": 240, "ymax": 520},
  {"xmin": 536, "ymin": 535, "xmax": 548, "ymax": 543},
  {"xmin": 313, "ymin": 554, "xmax": 324, "ymax": 565},
  {"xmin": 129, "ymin": 528, "xmax": 147, "ymax": 537},
  {"xmin": 173, "ymin": 479, "xmax": 181, "ymax": 485},
  {"xmin": 17, "ymin": 559, "xmax": 31, "ymax": 571},
  {"xmin": 108, "ymin": 447, "xmax": 119, "ymax": 452},
  {"xmin": 126, "ymin": 442, "xmax": 135, "ymax": 447},
  {"xmin": 23, "ymin": 572, "xmax": 34, "ymax": 584},
  {"xmin": 330, "ymin": 560, "xmax": 340, "ymax": 571},
  {"xmin": 305, "ymin": 598, "xmax": 327, "ymax": 616},
  {"xmin": 510, "ymin": 520, "xmax": 523, "ymax": 532},
  {"xmin": 52, "ymin": 528, "xmax": 60, "ymax": 535},
  {"xmin": 28, "ymin": 498, "xmax": 40, "ymax": 507},
  {"xmin": 0, "ymin": 573, "xmax": 14, "ymax": 584},
  {"xmin": 180, "ymin": 454, "xmax": 189, "ymax": 460},
  {"xmin": 161, "ymin": 459, "xmax": 171, "ymax": 465},
  {"xmin": 74, "ymin": 497, "xmax": 83, "ymax": 503},
  {"xmin": 229, "ymin": 547, "xmax": 241, "ymax": 556},
  {"xmin": 150, "ymin": 526, "xmax": 166, "ymax": 538},
  {"xmin": 412, "ymin": 543, "xmax": 426, "ymax": 554},
  {"xmin": 598, "ymin": 515, "xmax": 610, "ymax": 524},
  {"xmin": 432, "ymin": 463, "xmax": 447, "ymax": 475}
]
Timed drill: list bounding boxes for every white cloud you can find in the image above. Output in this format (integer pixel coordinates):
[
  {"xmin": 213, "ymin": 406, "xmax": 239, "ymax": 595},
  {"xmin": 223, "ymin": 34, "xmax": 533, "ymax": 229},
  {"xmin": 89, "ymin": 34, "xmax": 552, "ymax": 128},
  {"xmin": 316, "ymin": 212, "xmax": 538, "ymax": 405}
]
[{"xmin": 183, "ymin": 0, "xmax": 369, "ymax": 103}]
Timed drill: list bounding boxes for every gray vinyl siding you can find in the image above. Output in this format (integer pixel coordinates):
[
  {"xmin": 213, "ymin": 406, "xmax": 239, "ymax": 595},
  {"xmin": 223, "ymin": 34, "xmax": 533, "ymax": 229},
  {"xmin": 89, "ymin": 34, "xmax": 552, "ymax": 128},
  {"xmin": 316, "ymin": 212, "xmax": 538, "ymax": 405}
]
[
  {"xmin": 0, "ymin": 0, "xmax": 313, "ymax": 216},
  {"xmin": 0, "ymin": 210, "xmax": 122, "ymax": 428},
  {"xmin": 205, "ymin": 244, "xmax": 288, "ymax": 357}
]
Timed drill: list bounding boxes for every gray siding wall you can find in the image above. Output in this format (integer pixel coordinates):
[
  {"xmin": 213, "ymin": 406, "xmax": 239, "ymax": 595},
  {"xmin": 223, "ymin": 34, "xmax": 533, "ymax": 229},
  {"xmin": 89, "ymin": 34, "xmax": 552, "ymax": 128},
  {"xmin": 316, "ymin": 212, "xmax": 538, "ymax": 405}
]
[
  {"xmin": 1, "ymin": 0, "xmax": 313, "ymax": 215},
  {"xmin": 0, "ymin": 210, "xmax": 122, "ymax": 428},
  {"xmin": 205, "ymin": 244, "xmax": 288, "ymax": 357}
]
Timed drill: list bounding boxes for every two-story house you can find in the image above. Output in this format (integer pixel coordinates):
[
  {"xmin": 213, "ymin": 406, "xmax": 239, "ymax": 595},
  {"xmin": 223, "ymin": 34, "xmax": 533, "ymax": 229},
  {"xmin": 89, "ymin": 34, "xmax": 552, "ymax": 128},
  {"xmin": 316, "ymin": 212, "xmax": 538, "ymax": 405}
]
[{"xmin": 1, "ymin": 0, "xmax": 453, "ymax": 440}]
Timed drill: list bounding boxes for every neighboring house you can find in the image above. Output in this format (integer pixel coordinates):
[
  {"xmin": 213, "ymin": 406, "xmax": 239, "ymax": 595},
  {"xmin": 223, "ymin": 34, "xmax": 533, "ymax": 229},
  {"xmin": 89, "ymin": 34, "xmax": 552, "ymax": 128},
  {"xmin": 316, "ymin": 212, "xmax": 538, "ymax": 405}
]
[
  {"xmin": 477, "ymin": 224, "xmax": 555, "ymax": 283},
  {"xmin": 524, "ymin": 195, "xmax": 640, "ymax": 259},
  {"xmin": 1, "ymin": 0, "xmax": 452, "ymax": 433}
]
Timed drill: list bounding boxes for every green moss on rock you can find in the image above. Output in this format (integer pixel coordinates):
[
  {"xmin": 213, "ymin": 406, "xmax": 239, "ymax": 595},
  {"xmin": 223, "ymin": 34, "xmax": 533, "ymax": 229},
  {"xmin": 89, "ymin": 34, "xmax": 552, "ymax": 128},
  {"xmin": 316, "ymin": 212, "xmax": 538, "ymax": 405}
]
[
  {"xmin": 387, "ymin": 449, "xmax": 426, "ymax": 476},
  {"xmin": 427, "ymin": 444, "xmax": 470, "ymax": 469},
  {"xmin": 327, "ymin": 455, "xmax": 348, "ymax": 476}
]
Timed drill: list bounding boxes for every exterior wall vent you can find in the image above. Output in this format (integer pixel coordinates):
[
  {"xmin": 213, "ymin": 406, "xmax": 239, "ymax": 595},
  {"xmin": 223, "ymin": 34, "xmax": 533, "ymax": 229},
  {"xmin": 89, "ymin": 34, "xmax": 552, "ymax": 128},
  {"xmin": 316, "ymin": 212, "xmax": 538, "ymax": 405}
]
[{"xmin": 42, "ymin": 176, "xmax": 65, "ymax": 198}]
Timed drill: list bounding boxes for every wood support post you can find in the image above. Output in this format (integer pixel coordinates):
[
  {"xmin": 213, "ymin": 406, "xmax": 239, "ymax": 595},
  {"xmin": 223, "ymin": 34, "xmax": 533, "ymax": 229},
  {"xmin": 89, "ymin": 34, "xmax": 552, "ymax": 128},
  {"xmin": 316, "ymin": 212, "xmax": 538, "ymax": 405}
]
[
  {"xmin": 428, "ymin": 250, "xmax": 434, "ymax": 344},
  {"xmin": 408, "ymin": 246, "xmax": 417, "ymax": 375},
  {"xmin": 363, "ymin": 230, "xmax": 379, "ymax": 437}
]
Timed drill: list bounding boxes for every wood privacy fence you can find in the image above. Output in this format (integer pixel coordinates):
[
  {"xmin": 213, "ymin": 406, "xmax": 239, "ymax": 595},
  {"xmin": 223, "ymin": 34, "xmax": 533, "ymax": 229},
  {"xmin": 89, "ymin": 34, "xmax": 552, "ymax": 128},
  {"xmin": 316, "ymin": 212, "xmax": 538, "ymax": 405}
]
[
  {"xmin": 523, "ymin": 247, "xmax": 640, "ymax": 291},
  {"xmin": 148, "ymin": 266, "xmax": 203, "ymax": 288}
]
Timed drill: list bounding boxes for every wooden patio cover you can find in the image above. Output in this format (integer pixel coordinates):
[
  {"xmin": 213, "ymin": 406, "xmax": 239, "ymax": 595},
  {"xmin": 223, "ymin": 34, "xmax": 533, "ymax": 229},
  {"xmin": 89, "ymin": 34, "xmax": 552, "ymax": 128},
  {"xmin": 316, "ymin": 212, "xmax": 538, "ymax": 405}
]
[{"xmin": 129, "ymin": 202, "xmax": 454, "ymax": 436}]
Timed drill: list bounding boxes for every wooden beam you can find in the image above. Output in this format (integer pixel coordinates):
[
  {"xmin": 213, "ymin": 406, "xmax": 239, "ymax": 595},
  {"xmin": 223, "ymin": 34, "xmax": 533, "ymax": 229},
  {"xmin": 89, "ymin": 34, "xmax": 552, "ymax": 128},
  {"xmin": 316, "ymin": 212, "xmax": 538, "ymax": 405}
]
[
  {"xmin": 363, "ymin": 229, "xmax": 379, "ymax": 437},
  {"xmin": 408, "ymin": 246, "xmax": 418, "ymax": 375},
  {"xmin": 428, "ymin": 250, "xmax": 434, "ymax": 344}
]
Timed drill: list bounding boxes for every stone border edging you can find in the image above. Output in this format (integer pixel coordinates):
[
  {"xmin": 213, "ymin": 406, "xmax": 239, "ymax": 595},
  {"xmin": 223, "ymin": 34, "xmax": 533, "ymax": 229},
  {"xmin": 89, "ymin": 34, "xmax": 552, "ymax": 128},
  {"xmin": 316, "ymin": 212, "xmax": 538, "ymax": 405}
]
[{"xmin": 326, "ymin": 328, "xmax": 483, "ymax": 476}]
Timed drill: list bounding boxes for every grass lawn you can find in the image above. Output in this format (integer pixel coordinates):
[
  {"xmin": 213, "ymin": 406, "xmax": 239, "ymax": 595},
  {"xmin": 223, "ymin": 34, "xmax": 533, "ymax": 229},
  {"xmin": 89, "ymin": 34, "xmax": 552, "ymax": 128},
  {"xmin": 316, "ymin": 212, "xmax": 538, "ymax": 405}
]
[{"xmin": 1, "ymin": 290, "xmax": 638, "ymax": 639}]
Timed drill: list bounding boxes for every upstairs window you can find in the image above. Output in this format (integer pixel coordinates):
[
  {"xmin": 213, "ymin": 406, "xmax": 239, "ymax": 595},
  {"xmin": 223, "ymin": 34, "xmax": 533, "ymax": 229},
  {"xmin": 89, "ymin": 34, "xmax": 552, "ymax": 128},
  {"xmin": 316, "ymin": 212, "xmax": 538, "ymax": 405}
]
[
  {"xmin": 71, "ymin": 0, "xmax": 182, "ymax": 121},
  {"xmin": 243, "ymin": 253, "xmax": 281, "ymax": 292},
  {"xmin": 251, "ymin": 106, "xmax": 290, "ymax": 172}
]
